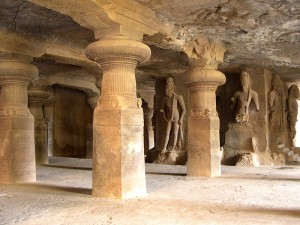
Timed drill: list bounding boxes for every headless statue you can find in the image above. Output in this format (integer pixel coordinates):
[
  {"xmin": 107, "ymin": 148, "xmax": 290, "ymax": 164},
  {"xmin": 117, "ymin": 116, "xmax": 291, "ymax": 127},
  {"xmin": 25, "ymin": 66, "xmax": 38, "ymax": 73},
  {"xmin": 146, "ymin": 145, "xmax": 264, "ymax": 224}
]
[{"xmin": 231, "ymin": 71, "xmax": 259, "ymax": 123}]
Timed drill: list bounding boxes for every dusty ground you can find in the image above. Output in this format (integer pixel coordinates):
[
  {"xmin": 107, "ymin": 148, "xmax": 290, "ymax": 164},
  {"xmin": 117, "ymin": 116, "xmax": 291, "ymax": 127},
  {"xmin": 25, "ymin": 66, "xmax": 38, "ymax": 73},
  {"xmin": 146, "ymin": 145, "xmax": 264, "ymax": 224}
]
[{"xmin": 0, "ymin": 157, "xmax": 299, "ymax": 225}]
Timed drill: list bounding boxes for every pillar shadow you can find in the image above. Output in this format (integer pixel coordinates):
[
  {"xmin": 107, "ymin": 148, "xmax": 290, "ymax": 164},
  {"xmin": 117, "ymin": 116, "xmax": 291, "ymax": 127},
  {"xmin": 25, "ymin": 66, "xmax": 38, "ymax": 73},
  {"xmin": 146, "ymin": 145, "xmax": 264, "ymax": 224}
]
[{"xmin": 22, "ymin": 183, "xmax": 92, "ymax": 195}]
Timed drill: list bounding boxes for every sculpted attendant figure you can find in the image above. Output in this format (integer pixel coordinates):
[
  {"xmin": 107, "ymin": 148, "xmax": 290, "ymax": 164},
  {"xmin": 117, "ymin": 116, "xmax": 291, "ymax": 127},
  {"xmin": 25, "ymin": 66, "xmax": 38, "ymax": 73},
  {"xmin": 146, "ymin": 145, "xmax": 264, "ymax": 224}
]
[
  {"xmin": 231, "ymin": 71, "xmax": 259, "ymax": 123},
  {"xmin": 160, "ymin": 77, "xmax": 186, "ymax": 154},
  {"xmin": 287, "ymin": 84, "xmax": 299, "ymax": 146}
]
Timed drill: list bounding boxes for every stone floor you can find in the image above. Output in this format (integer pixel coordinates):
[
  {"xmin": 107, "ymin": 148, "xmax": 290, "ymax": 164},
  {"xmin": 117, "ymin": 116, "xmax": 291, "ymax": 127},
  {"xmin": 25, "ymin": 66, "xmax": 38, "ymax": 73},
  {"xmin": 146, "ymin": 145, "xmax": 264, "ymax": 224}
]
[{"xmin": 0, "ymin": 157, "xmax": 299, "ymax": 225}]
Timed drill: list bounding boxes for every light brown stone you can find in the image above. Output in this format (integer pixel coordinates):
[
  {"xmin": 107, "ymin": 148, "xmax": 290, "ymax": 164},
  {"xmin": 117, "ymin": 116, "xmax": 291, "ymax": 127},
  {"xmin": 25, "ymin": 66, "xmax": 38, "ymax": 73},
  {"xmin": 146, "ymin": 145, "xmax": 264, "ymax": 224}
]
[
  {"xmin": 86, "ymin": 37, "xmax": 151, "ymax": 198},
  {"xmin": 0, "ymin": 57, "xmax": 38, "ymax": 183}
]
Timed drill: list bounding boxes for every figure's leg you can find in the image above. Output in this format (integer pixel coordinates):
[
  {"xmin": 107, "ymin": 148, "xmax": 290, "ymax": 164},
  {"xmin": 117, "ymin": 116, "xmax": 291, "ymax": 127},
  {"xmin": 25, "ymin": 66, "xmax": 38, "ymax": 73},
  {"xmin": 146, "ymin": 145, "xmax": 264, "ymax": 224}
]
[
  {"xmin": 171, "ymin": 123, "xmax": 179, "ymax": 151},
  {"xmin": 162, "ymin": 122, "xmax": 172, "ymax": 152}
]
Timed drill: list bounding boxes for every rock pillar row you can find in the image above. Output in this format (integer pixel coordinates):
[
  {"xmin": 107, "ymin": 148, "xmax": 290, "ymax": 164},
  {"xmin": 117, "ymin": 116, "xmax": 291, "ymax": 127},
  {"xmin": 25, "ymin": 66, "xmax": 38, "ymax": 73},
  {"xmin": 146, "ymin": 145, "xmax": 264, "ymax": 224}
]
[
  {"xmin": 86, "ymin": 35, "xmax": 151, "ymax": 198},
  {"xmin": 28, "ymin": 80, "xmax": 49, "ymax": 164},
  {"xmin": 86, "ymin": 95, "xmax": 99, "ymax": 159},
  {"xmin": 43, "ymin": 88, "xmax": 55, "ymax": 157},
  {"xmin": 0, "ymin": 55, "xmax": 38, "ymax": 183},
  {"xmin": 184, "ymin": 36, "xmax": 226, "ymax": 177}
]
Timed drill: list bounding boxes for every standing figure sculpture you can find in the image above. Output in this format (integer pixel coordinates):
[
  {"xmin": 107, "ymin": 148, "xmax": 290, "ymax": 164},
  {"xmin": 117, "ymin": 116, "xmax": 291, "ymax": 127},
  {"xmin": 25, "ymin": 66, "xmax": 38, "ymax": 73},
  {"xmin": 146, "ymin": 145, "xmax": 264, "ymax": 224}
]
[
  {"xmin": 268, "ymin": 75, "xmax": 284, "ymax": 147},
  {"xmin": 231, "ymin": 71, "xmax": 259, "ymax": 123},
  {"xmin": 159, "ymin": 77, "xmax": 186, "ymax": 156},
  {"xmin": 287, "ymin": 84, "xmax": 299, "ymax": 147}
]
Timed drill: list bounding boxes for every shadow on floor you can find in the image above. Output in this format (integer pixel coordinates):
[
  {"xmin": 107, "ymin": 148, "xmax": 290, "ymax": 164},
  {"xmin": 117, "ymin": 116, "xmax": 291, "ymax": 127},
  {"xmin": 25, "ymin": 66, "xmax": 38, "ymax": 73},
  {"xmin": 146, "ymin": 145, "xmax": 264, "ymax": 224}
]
[
  {"xmin": 41, "ymin": 164, "xmax": 92, "ymax": 171},
  {"xmin": 21, "ymin": 183, "xmax": 92, "ymax": 195}
]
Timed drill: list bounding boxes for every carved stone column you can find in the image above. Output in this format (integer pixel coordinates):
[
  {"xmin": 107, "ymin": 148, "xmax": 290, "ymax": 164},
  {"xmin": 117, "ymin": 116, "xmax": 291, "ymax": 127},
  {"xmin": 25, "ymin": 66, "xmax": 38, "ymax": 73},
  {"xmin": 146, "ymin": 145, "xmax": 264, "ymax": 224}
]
[
  {"xmin": 0, "ymin": 55, "xmax": 38, "ymax": 183},
  {"xmin": 28, "ymin": 79, "xmax": 49, "ymax": 164},
  {"xmin": 86, "ymin": 35, "xmax": 151, "ymax": 198},
  {"xmin": 43, "ymin": 87, "xmax": 55, "ymax": 157},
  {"xmin": 184, "ymin": 36, "xmax": 226, "ymax": 177},
  {"xmin": 86, "ymin": 95, "xmax": 98, "ymax": 159}
]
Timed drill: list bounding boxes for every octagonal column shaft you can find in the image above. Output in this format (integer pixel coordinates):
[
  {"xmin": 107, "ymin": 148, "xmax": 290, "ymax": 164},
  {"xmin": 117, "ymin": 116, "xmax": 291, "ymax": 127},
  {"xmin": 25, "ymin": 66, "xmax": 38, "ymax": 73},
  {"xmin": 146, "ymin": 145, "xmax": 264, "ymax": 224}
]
[
  {"xmin": 28, "ymin": 86, "xmax": 49, "ymax": 164},
  {"xmin": 0, "ymin": 60, "xmax": 37, "ymax": 184},
  {"xmin": 186, "ymin": 69, "xmax": 226, "ymax": 177},
  {"xmin": 86, "ymin": 37, "xmax": 151, "ymax": 198}
]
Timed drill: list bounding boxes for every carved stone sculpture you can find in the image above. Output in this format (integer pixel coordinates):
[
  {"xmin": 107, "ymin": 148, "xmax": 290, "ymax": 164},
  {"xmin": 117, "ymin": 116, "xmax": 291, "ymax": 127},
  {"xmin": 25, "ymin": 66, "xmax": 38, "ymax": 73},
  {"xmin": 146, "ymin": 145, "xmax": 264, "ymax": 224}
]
[
  {"xmin": 156, "ymin": 77, "xmax": 186, "ymax": 164},
  {"xmin": 268, "ymin": 75, "xmax": 284, "ymax": 147},
  {"xmin": 287, "ymin": 84, "xmax": 299, "ymax": 147},
  {"xmin": 231, "ymin": 71, "xmax": 259, "ymax": 123}
]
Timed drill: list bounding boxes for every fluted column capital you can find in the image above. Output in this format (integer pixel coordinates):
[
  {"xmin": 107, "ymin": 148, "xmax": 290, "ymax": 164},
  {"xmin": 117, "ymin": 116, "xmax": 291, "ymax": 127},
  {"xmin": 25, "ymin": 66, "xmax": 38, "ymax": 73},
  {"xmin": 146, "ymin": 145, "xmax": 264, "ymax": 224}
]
[
  {"xmin": 28, "ymin": 77, "xmax": 49, "ymax": 103},
  {"xmin": 0, "ymin": 60, "xmax": 38, "ymax": 84},
  {"xmin": 86, "ymin": 38, "xmax": 151, "ymax": 66}
]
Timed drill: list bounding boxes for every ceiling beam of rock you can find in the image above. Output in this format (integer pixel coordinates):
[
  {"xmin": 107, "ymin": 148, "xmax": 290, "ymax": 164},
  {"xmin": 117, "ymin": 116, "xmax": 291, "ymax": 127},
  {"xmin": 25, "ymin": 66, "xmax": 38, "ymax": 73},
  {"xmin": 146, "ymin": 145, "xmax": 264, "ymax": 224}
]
[
  {"xmin": 28, "ymin": 0, "xmax": 174, "ymax": 38},
  {"xmin": 46, "ymin": 69, "xmax": 99, "ymax": 97},
  {"xmin": 0, "ymin": 29, "xmax": 101, "ymax": 75}
]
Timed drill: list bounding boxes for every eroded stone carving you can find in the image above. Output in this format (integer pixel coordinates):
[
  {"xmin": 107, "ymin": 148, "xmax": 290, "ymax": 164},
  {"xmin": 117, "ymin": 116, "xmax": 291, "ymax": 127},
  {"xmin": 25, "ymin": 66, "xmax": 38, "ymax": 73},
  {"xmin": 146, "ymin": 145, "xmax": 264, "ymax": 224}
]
[
  {"xmin": 231, "ymin": 71, "xmax": 259, "ymax": 123},
  {"xmin": 268, "ymin": 75, "xmax": 284, "ymax": 146},
  {"xmin": 156, "ymin": 77, "xmax": 186, "ymax": 164},
  {"xmin": 287, "ymin": 84, "xmax": 299, "ymax": 147}
]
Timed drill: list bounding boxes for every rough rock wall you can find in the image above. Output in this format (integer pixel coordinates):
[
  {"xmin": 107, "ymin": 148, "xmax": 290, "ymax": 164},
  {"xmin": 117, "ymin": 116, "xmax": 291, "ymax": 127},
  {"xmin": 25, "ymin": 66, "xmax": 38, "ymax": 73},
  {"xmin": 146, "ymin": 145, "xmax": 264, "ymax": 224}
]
[
  {"xmin": 222, "ymin": 69, "xmax": 289, "ymax": 165},
  {"xmin": 53, "ymin": 85, "xmax": 92, "ymax": 158}
]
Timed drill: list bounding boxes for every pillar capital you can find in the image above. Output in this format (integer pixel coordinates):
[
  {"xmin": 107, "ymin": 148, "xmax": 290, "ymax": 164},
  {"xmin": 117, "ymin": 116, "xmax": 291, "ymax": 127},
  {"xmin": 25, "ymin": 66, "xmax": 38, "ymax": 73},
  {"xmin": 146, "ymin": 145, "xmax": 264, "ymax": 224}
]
[
  {"xmin": 183, "ymin": 35, "xmax": 225, "ymax": 70},
  {"xmin": 86, "ymin": 37, "xmax": 151, "ymax": 66},
  {"xmin": 87, "ymin": 95, "xmax": 99, "ymax": 112},
  {"xmin": 86, "ymin": 37, "xmax": 151, "ymax": 110},
  {"xmin": 28, "ymin": 77, "xmax": 49, "ymax": 104},
  {"xmin": 0, "ymin": 60, "xmax": 38, "ymax": 84},
  {"xmin": 185, "ymin": 68, "xmax": 226, "ymax": 88}
]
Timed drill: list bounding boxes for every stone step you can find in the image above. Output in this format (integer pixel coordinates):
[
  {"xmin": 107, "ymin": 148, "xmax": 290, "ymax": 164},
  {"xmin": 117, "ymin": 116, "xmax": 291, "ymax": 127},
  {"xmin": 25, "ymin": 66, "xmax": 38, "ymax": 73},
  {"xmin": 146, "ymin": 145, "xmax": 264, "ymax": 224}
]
[
  {"xmin": 288, "ymin": 154, "xmax": 299, "ymax": 162},
  {"xmin": 277, "ymin": 143, "xmax": 285, "ymax": 149},
  {"xmin": 279, "ymin": 147, "xmax": 290, "ymax": 153},
  {"xmin": 286, "ymin": 150, "xmax": 294, "ymax": 156}
]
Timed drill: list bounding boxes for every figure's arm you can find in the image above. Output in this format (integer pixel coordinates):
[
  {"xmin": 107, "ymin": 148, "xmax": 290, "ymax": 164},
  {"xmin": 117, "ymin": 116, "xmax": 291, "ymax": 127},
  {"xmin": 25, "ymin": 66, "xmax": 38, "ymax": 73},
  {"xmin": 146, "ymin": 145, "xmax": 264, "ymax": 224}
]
[
  {"xmin": 231, "ymin": 92, "xmax": 238, "ymax": 110},
  {"xmin": 177, "ymin": 95, "xmax": 186, "ymax": 124},
  {"xmin": 252, "ymin": 91, "xmax": 260, "ymax": 111},
  {"xmin": 160, "ymin": 97, "xmax": 168, "ymax": 121},
  {"xmin": 268, "ymin": 92, "xmax": 276, "ymax": 112}
]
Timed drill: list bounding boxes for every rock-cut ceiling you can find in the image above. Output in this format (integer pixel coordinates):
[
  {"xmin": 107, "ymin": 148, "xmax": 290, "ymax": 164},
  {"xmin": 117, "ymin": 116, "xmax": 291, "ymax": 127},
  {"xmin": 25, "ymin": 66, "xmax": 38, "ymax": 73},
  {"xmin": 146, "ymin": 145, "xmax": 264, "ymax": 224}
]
[{"xmin": 0, "ymin": 0, "xmax": 299, "ymax": 82}]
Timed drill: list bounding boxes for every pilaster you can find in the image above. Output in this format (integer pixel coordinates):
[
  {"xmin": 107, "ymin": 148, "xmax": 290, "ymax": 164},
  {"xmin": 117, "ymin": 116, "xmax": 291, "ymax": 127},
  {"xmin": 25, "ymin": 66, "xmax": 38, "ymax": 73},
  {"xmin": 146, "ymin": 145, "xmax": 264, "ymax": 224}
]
[
  {"xmin": 28, "ymin": 78, "xmax": 49, "ymax": 164},
  {"xmin": 43, "ymin": 87, "xmax": 55, "ymax": 157}
]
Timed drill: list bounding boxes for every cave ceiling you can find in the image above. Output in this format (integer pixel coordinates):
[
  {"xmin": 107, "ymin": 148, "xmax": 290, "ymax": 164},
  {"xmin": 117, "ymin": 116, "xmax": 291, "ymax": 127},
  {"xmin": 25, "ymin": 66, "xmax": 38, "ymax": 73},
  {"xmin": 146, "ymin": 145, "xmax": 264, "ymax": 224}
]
[{"xmin": 0, "ymin": 0, "xmax": 299, "ymax": 83}]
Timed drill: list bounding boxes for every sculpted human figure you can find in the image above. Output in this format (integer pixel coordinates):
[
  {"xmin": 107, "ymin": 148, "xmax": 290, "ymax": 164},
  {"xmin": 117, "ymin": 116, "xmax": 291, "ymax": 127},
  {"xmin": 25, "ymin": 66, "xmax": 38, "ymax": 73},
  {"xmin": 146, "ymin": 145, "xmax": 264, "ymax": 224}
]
[
  {"xmin": 231, "ymin": 71, "xmax": 259, "ymax": 123},
  {"xmin": 160, "ymin": 77, "xmax": 186, "ymax": 155},
  {"xmin": 268, "ymin": 75, "xmax": 282, "ymax": 123},
  {"xmin": 287, "ymin": 84, "xmax": 299, "ymax": 146}
]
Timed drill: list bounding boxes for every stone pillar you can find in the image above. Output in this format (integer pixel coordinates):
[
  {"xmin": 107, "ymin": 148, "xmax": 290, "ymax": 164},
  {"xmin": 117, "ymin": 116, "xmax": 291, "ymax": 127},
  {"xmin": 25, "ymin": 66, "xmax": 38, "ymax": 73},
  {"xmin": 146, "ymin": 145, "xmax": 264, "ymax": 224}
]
[
  {"xmin": 28, "ymin": 79, "xmax": 49, "ymax": 164},
  {"xmin": 184, "ymin": 36, "xmax": 226, "ymax": 177},
  {"xmin": 86, "ymin": 95, "xmax": 98, "ymax": 159},
  {"xmin": 43, "ymin": 87, "xmax": 55, "ymax": 157},
  {"xmin": 0, "ymin": 56, "xmax": 38, "ymax": 183},
  {"xmin": 86, "ymin": 34, "xmax": 151, "ymax": 198}
]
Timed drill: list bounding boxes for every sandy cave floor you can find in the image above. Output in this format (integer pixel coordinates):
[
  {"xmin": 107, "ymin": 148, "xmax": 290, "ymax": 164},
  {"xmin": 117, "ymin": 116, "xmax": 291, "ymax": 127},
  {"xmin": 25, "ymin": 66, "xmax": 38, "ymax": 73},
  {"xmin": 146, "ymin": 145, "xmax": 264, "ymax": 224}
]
[{"xmin": 0, "ymin": 157, "xmax": 300, "ymax": 225}]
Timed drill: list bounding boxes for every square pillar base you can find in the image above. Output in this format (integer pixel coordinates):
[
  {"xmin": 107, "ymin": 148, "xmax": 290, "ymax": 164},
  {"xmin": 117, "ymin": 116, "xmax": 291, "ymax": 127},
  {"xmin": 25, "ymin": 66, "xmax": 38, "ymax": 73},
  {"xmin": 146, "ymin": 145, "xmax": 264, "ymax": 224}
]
[
  {"xmin": 0, "ymin": 115, "xmax": 36, "ymax": 183},
  {"xmin": 93, "ymin": 107, "xmax": 146, "ymax": 199},
  {"xmin": 187, "ymin": 117, "xmax": 221, "ymax": 177}
]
